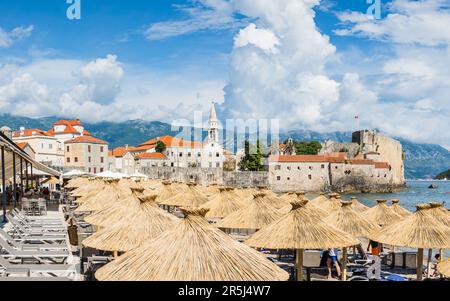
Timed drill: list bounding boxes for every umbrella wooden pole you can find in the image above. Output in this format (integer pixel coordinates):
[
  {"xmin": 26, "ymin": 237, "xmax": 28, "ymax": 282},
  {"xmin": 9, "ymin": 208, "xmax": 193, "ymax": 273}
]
[
  {"xmin": 426, "ymin": 249, "xmax": 432, "ymax": 278},
  {"xmin": 114, "ymin": 251, "xmax": 118, "ymax": 258},
  {"xmin": 439, "ymin": 249, "xmax": 444, "ymax": 262},
  {"xmin": 342, "ymin": 247, "xmax": 348, "ymax": 281},
  {"xmin": 296, "ymin": 249, "xmax": 304, "ymax": 281},
  {"xmin": 417, "ymin": 248, "xmax": 423, "ymax": 281}
]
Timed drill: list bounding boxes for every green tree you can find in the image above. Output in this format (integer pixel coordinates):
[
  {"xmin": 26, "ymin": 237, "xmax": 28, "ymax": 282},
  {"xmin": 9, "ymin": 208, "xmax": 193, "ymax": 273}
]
[
  {"xmin": 155, "ymin": 141, "xmax": 166, "ymax": 153},
  {"xmin": 238, "ymin": 140, "xmax": 265, "ymax": 171},
  {"xmin": 295, "ymin": 141, "xmax": 322, "ymax": 155}
]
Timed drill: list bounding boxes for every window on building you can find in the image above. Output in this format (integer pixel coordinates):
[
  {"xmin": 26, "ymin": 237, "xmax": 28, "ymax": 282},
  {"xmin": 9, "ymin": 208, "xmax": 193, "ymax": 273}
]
[
  {"xmin": 287, "ymin": 177, "xmax": 290, "ymax": 181},
  {"xmin": 100, "ymin": 146, "xmax": 104, "ymax": 152},
  {"xmin": 88, "ymin": 167, "xmax": 91, "ymax": 173},
  {"xmin": 309, "ymin": 166, "xmax": 313, "ymax": 170},
  {"xmin": 335, "ymin": 166, "xmax": 338, "ymax": 169},
  {"xmin": 41, "ymin": 143, "xmax": 44, "ymax": 149},
  {"xmin": 275, "ymin": 165, "xmax": 281, "ymax": 170},
  {"xmin": 216, "ymin": 152, "xmax": 220, "ymax": 157},
  {"xmin": 277, "ymin": 176, "xmax": 281, "ymax": 181},
  {"xmin": 74, "ymin": 157, "xmax": 78, "ymax": 163},
  {"xmin": 49, "ymin": 144, "xmax": 52, "ymax": 149},
  {"xmin": 67, "ymin": 158, "xmax": 70, "ymax": 163},
  {"xmin": 100, "ymin": 168, "xmax": 104, "ymax": 173},
  {"xmin": 287, "ymin": 166, "xmax": 291, "ymax": 170},
  {"xmin": 297, "ymin": 166, "xmax": 301, "ymax": 170},
  {"xmin": 94, "ymin": 168, "xmax": 97, "ymax": 173},
  {"xmin": 188, "ymin": 152, "xmax": 192, "ymax": 157},
  {"xmin": 88, "ymin": 157, "xmax": 91, "ymax": 163},
  {"xmin": 308, "ymin": 174, "xmax": 312, "ymax": 180},
  {"xmin": 88, "ymin": 145, "xmax": 91, "ymax": 152},
  {"xmin": 209, "ymin": 162, "xmax": 212, "ymax": 168},
  {"xmin": 321, "ymin": 164, "xmax": 325, "ymax": 169},
  {"xmin": 179, "ymin": 153, "xmax": 183, "ymax": 157},
  {"xmin": 66, "ymin": 146, "xmax": 70, "ymax": 152},
  {"xmin": 101, "ymin": 157, "xmax": 104, "ymax": 163},
  {"xmin": 216, "ymin": 162, "xmax": 220, "ymax": 168},
  {"xmin": 198, "ymin": 152, "xmax": 201, "ymax": 157}
]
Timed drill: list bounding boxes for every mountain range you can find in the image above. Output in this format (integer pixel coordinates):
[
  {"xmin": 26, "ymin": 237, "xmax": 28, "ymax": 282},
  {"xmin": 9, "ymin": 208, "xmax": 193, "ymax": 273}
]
[{"xmin": 1, "ymin": 113, "xmax": 449, "ymax": 179}]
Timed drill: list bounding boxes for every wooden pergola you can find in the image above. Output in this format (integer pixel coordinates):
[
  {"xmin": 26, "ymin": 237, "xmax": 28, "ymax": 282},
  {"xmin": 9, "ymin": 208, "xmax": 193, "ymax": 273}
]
[{"xmin": 0, "ymin": 131, "xmax": 60, "ymax": 221}]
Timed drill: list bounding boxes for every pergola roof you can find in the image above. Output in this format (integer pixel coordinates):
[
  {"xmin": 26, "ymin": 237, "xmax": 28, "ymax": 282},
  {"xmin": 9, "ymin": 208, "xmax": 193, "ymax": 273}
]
[{"xmin": 0, "ymin": 131, "xmax": 60, "ymax": 181}]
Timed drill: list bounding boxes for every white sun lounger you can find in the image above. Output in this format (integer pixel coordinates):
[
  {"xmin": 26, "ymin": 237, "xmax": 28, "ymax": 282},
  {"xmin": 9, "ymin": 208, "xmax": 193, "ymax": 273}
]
[
  {"xmin": 0, "ymin": 229, "xmax": 68, "ymax": 251},
  {"xmin": 0, "ymin": 238, "xmax": 70, "ymax": 261},
  {"xmin": 10, "ymin": 210, "xmax": 64, "ymax": 225},
  {"xmin": 0, "ymin": 256, "xmax": 75, "ymax": 278}
]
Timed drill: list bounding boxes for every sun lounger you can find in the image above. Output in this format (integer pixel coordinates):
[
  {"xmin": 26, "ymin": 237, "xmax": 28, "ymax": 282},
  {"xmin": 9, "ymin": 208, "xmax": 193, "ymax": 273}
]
[
  {"xmin": 7, "ymin": 218, "xmax": 67, "ymax": 236},
  {"xmin": 0, "ymin": 229, "xmax": 68, "ymax": 251},
  {"xmin": 0, "ymin": 276, "xmax": 72, "ymax": 281},
  {"xmin": 7, "ymin": 213, "xmax": 66, "ymax": 230},
  {"xmin": 10, "ymin": 210, "xmax": 63, "ymax": 225},
  {"xmin": 0, "ymin": 256, "xmax": 75, "ymax": 278},
  {"xmin": 0, "ymin": 238, "xmax": 69, "ymax": 260}
]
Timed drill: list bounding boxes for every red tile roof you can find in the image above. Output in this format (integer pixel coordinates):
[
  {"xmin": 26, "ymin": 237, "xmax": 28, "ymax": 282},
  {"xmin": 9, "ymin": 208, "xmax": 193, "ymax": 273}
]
[
  {"xmin": 374, "ymin": 162, "xmax": 390, "ymax": 169},
  {"xmin": 65, "ymin": 136, "xmax": 108, "ymax": 145},
  {"xmin": 53, "ymin": 119, "xmax": 82, "ymax": 126},
  {"xmin": 139, "ymin": 135, "xmax": 203, "ymax": 148},
  {"xmin": 15, "ymin": 142, "xmax": 29, "ymax": 150},
  {"xmin": 109, "ymin": 146, "xmax": 136, "ymax": 157},
  {"xmin": 349, "ymin": 159, "xmax": 375, "ymax": 165},
  {"xmin": 12, "ymin": 128, "xmax": 51, "ymax": 138},
  {"xmin": 137, "ymin": 152, "xmax": 167, "ymax": 160}
]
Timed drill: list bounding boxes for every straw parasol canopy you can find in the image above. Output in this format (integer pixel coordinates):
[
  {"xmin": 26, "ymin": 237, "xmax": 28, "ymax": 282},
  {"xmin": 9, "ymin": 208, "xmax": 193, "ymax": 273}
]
[
  {"xmin": 75, "ymin": 179, "xmax": 131, "ymax": 213},
  {"xmin": 159, "ymin": 184, "xmax": 210, "ymax": 208},
  {"xmin": 313, "ymin": 193, "xmax": 342, "ymax": 214},
  {"xmin": 369, "ymin": 204, "xmax": 450, "ymax": 280},
  {"xmin": 95, "ymin": 208, "xmax": 289, "ymax": 281},
  {"xmin": 325, "ymin": 201, "xmax": 381, "ymax": 238},
  {"xmin": 350, "ymin": 197, "xmax": 369, "ymax": 213},
  {"xmin": 246, "ymin": 199, "xmax": 358, "ymax": 281},
  {"xmin": 437, "ymin": 258, "xmax": 450, "ymax": 277},
  {"xmin": 427, "ymin": 202, "xmax": 450, "ymax": 227},
  {"xmin": 83, "ymin": 195, "xmax": 179, "ymax": 252},
  {"xmin": 65, "ymin": 176, "xmax": 89, "ymax": 189},
  {"xmin": 390, "ymin": 199, "xmax": 411, "ymax": 217},
  {"xmin": 201, "ymin": 184, "xmax": 221, "ymax": 197},
  {"xmin": 216, "ymin": 193, "xmax": 286, "ymax": 231},
  {"xmin": 361, "ymin": 199, "xmax": 403, "ymax": 227},
  {"xmin": 280, "ymin": 192, "xmax": 328, "ymax": 218},
  {"xmin": 70, "ymin": 179, "xmax": 104, "ymax": 197},
  {"xmin": 43, "ymin": 177, "xmax": 60, "ymax": 185},
  {"xmin": 84, "ymin": 187, "xmax": 146, "ymax": 227},
  {"xmin": 246, "ymin": 199, "xmax": 358, "ymax": 250},
  {"xmin": 200, "ymin": 187, "xmax": 248, "ymax": 219},
  {"xmin": 310, "ymin": 193, "xmax": 328, "ymax": 206},
  {"xmin": 154, "ymin": 181, "xmax": 179, "ymax": 204}
]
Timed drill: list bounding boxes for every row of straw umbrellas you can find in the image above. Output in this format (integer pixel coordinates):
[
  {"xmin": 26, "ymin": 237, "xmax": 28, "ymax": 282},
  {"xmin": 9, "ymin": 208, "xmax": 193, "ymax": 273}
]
[{"xmin": 65, "ymin": 176, "xmax": 450, "ymax": 281}]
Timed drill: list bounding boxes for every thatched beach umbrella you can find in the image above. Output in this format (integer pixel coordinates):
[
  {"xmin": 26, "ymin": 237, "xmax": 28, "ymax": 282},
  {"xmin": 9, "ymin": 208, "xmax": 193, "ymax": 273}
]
[
  {"xmin": 82, "ymin": 195, "xmax": 179, "ymax": 252},
  {"xmin": 70, "ymin": 179, "xmax": 103, "ymax": 197},
  {"xmin": 370, "ymin": 204, "xmax": 450, "ymax": 280},
  {"xmin": 216, "ymin": 193, "xmax": 285, "ymax": 233},
  {"xmin": 390, "ymin": 199, "xmax": 411, "ymax": 218},
  {"xmin": 350, "ymin": 197, "xmax": 369, "ymax": 213},
  {"xmin": 361, "ymin": 199, "xmax": 402, "ymax": 227},
  {"xmin": 325, "ymin": 201, "xmax": 381, "ymax": 280},
  {"xmin": 427, "ymin": 202, "xmax": 450, "ymax": 227},
  {"xmin": 159, "ymin": 183, "xmax": 209, "ymax": 208},
  {"xmin": 281, "ymin": 192, "xmax": 328, "ymax": 218},
  {"xmin": 95, "ymin": 208, "xmax": 289, "ymax": 281},
  {"xmin": 310, "ymin": 193, "xmax": 328, "ymax": 206},
  {"xmin": 314, "ymin": 193, "xmax": 342, "ymax": 214},
  {"xmin": 200, "ymin": 187, "xmax": 248, "ymax": 219},
  {"xmin": 154, "ymin": 181, "xmax": 179, "ymax": 204},
  {"xmin": 84, "ymin": 187, "xmax": 146, "ymax": 227},
  {"xmin": 65, "ymin": 176, "xmax": 89, "ymax": 189},
  {"xmin": 75, "ymin": 180, "xmax": 131, "ymax": 213},
  {"xmin": 246, "ymin": 199, "xmax": 359, "ymax": 281},
  {"xmin": 437, "ymin": 258, "xmax": 450, "ymax": 277}
]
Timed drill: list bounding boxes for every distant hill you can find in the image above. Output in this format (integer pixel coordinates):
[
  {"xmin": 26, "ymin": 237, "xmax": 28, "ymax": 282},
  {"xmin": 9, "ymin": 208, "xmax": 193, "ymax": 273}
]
[
  {"xmin": 435, "ymin": 169, "xmax": 450, "ymax": 180},
  {"xmin": 1, "ymin": 113, "xmax": 449, "ymax": 179}
]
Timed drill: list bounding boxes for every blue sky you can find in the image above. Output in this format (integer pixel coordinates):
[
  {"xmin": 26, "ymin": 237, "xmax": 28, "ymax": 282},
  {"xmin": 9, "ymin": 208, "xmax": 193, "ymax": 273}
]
[{"xmin": 0, "ymin": 0, "xmax": 449, "ymax": 147}]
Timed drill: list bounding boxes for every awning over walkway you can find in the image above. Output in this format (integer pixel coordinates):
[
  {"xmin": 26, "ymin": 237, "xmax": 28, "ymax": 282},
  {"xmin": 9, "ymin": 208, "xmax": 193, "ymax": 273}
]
[{"xmin": 0, "ymin": 131, "xmax": 61, "ymax": 182}]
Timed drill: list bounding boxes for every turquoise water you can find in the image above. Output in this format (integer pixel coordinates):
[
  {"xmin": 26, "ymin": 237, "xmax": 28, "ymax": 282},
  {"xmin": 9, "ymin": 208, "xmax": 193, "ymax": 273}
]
[{"xmin": 342, "ymin": 180, "xmax": 450, "ymax": 211}]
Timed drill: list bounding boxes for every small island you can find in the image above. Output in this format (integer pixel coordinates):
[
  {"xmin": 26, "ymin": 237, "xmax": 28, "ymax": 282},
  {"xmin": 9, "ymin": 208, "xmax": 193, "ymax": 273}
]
[{"xmin": 435, "ymin": 169, "xmax": 450, "ymax": 180}]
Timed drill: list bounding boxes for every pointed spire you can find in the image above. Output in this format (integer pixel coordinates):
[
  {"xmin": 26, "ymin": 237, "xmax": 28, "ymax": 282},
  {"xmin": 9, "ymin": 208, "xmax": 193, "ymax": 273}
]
[{"xmin": 209, "ymin": 102, "xmax": 218, "ymax": 123}]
